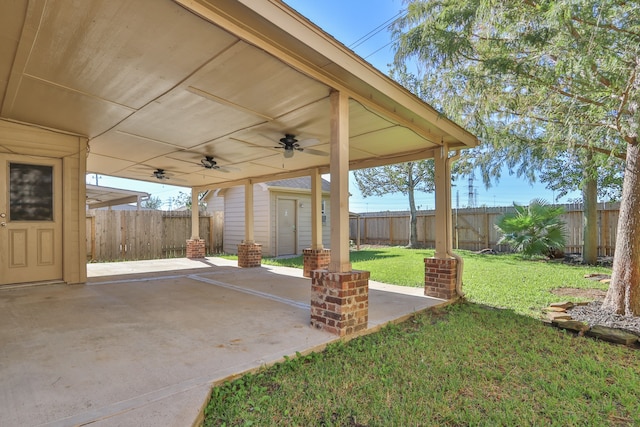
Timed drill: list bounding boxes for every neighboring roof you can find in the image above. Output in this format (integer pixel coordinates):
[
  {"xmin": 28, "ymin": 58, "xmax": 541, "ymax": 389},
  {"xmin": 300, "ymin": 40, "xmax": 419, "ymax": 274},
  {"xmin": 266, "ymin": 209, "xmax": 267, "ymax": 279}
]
[
  {"xmin": 265, "ymin": 177, "xmax": 330, "ymax": 192},
  {"xmin": 86, "ymin": 184, "xmax": 149, "ymax": 209},
  {"xmin": 1, "ymin": 0, "xmax": 477, "ymax": 190}
]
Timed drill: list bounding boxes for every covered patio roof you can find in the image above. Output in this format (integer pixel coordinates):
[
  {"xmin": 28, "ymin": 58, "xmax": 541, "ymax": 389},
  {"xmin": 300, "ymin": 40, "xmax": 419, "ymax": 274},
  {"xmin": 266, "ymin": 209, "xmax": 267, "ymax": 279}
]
[
  {"xmin": 0, "ymin": 0, "xmax": 476, "ymax": 189},
  {"xmin": 85, "ymin": 184, "xmax": 150, "ymax": 209}
]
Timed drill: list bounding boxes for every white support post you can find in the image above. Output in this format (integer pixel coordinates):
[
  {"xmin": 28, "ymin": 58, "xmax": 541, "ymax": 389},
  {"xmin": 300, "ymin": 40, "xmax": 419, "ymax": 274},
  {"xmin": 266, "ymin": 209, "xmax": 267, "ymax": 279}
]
[{"xmin": 328, "ymin": 90, "xmax": 352, "ymax": 272}]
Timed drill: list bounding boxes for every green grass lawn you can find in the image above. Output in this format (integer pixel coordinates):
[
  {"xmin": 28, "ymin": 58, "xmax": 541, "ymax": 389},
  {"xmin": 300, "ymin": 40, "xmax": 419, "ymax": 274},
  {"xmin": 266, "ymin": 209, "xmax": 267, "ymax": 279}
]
[
  {"xmin": 262, "ymin": 247, "xmax": 611, "ymax": 317},
  {"xmin": 204, "ymin": 303, "xmax": 640, "ymax": 426},
  {"xmin": 204, "ymin": 248, "xmax": 630, "ymax": 426}
]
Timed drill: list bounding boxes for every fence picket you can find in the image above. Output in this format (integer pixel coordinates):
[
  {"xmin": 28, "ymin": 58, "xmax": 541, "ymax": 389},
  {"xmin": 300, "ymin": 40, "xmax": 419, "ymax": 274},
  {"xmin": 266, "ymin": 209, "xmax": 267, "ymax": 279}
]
[
  {"xmin": 86, "ymin": 210, "xmax": 224, "ymax": 261},
  {"xmin": 350, "ymin": 203, "xmax": 620, "ymax": 256}
]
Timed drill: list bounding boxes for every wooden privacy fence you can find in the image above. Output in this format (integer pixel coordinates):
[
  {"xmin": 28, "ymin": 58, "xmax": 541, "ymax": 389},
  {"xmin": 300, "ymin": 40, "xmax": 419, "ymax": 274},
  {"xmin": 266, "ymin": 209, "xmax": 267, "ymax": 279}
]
[
  {"xmin": 350, "ymin": 203, "xmax": 620, "ymax": 256},
  {"xmin": 86, "ymin": 210, "xmax": 223, "ymax": 261}
]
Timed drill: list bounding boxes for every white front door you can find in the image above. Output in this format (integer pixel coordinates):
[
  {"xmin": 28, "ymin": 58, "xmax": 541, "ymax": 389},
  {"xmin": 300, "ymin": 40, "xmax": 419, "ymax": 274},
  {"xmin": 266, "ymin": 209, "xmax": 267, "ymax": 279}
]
[
  {"xmin": 277, "ymin": 199, "xmax": 297, "ymax": 256},
  {"xmin": 0, "ymin": 154, "xmax": 63, "ymax": 285}
]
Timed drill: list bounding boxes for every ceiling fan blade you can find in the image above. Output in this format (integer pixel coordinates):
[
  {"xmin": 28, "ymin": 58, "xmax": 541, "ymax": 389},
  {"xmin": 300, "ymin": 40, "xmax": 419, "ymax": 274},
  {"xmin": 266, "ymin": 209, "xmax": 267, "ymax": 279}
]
[
  {"xmin": 216, "ymin": 165, "xmax": 240, "ymax": 173},
  {"xmin": 301, "ymin": 148, "xmax": 329, "ymax": 156},
  {"xmin": 296, "ymin": 138, "xmax": 320, "ymax": 148}
]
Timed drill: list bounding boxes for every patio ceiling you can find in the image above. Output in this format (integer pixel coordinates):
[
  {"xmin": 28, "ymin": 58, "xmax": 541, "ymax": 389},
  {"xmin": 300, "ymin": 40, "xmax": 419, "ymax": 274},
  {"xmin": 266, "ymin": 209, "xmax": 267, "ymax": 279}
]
[{"xmin": 0, "ymin": 0, "xmax": 477, "ymax": 190}]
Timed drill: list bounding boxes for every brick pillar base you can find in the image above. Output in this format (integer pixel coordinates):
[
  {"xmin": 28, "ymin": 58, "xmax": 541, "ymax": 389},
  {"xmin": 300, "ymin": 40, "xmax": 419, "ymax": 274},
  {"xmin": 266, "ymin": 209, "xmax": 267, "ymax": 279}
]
[
  {"xmin": 424, "ymin": 257, "xmax": 458, "ymax": 300},
  {"xmin": 311, "ymin": 270, "xmax": 369, "ymax": 336},
  {"xmin": 238, "ymin": 243, "xmax": 262, "ymax": 268},
  {"xmin": 186, "ymin": 239, "xmax": 206, "ymax": 259},
  {"xmin": 303, "ymin": 248, "xmax": 331, "ymax": 278}
]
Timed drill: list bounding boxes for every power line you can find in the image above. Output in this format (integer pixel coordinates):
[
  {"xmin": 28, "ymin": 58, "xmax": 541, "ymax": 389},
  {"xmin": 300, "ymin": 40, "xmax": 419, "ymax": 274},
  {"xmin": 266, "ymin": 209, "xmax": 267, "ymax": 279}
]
[{"xmin": 348, "ymin": 10, "xmax": 405, "ymax": 50}]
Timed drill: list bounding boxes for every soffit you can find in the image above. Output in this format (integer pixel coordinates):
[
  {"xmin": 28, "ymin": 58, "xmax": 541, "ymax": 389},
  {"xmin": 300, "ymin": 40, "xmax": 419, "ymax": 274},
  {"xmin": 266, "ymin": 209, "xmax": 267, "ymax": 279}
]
[{"xmin": 0, "ymin": 0, "xmax": 477, "ymax": 190}]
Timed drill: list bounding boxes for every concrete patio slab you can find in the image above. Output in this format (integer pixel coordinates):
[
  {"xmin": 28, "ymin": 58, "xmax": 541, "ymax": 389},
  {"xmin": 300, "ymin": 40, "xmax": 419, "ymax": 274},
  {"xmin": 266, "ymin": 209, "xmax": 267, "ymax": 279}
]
[{"xmin": 0, "ymin": 257, "xmax": 443, "ymax": 427}]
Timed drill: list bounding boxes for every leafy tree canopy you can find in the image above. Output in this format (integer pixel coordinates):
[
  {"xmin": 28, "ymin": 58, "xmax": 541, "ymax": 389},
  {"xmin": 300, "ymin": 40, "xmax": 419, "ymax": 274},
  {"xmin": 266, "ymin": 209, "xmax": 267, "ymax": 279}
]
[
  {"xmin": 353, "ymin": 161, "xmax": 434, "ymax": 198},
  {"xmin": 141, "ymin": 195, "xmax": 163, "ymax": 210},
  {"xmin": 354, "ymin": 161, "xmax": 435, "ymax": 248},
  {"xmin": 392, "ymin": 0, "xmax": 640, "ymax": 315},
  {"xmin": 392, "ymin": 0, "xmax": 638, "ymax": 193}
]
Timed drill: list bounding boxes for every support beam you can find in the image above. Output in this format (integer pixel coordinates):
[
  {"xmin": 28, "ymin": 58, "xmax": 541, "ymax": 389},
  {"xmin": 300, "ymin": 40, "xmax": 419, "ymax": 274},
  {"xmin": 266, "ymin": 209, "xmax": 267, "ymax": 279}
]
[
  {"xmin": 186, "ymin": 188, "xmax": 205, "ymax": 259},
  {"xmin": 244, "ymin": 182, "xmax": 254, "ymax": 244},
  {"xmin": 433, "ymin": 143, "xmax": 453, "ymax": 258},
  {"xmin": 238, "ymin": 182, "xmax": 261, "ymax": 267},
  {"xmin": 310, "ymin": 168, "xmax": 323, "ymax": 250},
  {"xmin": 191, "ymin": 188, "xmax": 199, "ymax": 239},
  {"xmin": 328, "ymin": 90, "xmax": 351, "ymax": 273},
  {"xmin": 426, "ymin": 142, "xmax": 462, "ymax": 300},
  {"xmin": 304, "ymin": 168, "xmax": 330, "ymax": 277}
]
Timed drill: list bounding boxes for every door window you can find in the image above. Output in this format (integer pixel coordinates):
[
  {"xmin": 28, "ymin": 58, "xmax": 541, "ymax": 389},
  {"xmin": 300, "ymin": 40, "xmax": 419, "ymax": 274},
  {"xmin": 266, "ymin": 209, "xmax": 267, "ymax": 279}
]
[{"xmin": 9, "ymin": 163, "xmax": 54, "ymax": 221}]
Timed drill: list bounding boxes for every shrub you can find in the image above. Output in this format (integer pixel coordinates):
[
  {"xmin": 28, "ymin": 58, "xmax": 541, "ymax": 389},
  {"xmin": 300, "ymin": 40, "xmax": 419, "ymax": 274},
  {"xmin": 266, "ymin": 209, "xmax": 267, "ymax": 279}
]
[{"xmin": 495, "ymin": 199, "xmax": 566, "ymax": 258}]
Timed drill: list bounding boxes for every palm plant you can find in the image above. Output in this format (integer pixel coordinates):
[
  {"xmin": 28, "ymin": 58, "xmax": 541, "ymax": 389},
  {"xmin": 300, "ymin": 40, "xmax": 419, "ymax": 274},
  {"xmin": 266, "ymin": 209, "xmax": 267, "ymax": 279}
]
[{"xmin": 495, "ymin": 199, "xmax": 567, "ymax": 258}]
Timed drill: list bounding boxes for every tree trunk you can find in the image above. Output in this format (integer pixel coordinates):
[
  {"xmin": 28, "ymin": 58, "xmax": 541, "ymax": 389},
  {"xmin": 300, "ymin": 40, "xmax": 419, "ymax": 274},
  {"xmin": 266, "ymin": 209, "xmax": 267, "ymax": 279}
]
[
  {"xmin": 602, "ymin": 143, "xmax": 640, "ymax": 315},
  {"xmin": 407, "ymin": 187, "xmax": 418, "ymax": 248},
  {"xmin": 582, "ymin": 160, "xmax": 598, "ymax": 265}
]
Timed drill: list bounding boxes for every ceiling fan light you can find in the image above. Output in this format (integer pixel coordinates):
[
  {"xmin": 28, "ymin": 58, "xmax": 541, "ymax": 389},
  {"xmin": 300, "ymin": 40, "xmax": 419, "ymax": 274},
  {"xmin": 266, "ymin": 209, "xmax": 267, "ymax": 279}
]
[
  {"xmin": 284, "ymin": 148, "xmax": 294, "ymax": 158},
  {"xmin": 201, "ymin": 157, "xmax": 216, "ymax": 168}
]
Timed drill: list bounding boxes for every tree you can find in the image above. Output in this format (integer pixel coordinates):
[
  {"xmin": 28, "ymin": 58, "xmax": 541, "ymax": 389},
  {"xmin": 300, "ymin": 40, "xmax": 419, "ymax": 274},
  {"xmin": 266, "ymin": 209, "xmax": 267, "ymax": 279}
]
[
  {"xmin": 495, "ymin": 199, "xmax": 566, "ymax": 259},
  {"xmin": 353, "ymin": 161, "xmax": 435, "ymax": 248},
  {"xmin": 175, "ymin": 191, "xmax": 207, "ymax": 211},
  {"xmin": 392, "ymin": 0, "xmax": 640, "ymax": 315},
  {"xmin": 141, "ymin": 196, "xmax": 163, "ymax": 210},
  {"xmin": 540, "ymin": 150, "xmax": 623, "ymax": 263}
]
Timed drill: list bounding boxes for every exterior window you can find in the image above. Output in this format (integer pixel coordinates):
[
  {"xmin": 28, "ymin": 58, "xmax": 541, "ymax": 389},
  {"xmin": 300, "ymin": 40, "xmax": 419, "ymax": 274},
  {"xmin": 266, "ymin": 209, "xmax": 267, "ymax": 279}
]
[{"xmin": 9, "ymin": 163, "xmax": 54, "ymax": 221}]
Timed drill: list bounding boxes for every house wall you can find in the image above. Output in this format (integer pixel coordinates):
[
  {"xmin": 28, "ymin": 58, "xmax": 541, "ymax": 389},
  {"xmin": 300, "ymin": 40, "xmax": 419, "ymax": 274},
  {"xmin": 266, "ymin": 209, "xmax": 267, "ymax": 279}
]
[
  {"xmin": 222, "ymin": 184, "xmax": 270, "ymax": 255},
  {"xmin": 269, "ymin": 190, "xmax": 330, "ymax": 256},
  {"xmin": 205, "ymin": 189, "xmax": 225, "ymax": 215},
  {"xmin": 216, "ymin": 183, "xmax": 331, "ymax": 257},
  {"xmin": 0, "ymin": 119, "xmax": 87, "ymax": 284}
]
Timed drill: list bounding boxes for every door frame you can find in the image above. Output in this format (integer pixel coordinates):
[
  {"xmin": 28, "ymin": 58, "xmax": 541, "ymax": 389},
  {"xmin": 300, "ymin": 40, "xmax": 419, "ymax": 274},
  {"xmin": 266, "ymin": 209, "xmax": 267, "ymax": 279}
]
[
  {"xmin": 0, "ymin": 154, "xmax": 63, "ymax": 285},
  {"xmin": 275, "ymin": 197, "xmax": 298, "ymax": 257}
]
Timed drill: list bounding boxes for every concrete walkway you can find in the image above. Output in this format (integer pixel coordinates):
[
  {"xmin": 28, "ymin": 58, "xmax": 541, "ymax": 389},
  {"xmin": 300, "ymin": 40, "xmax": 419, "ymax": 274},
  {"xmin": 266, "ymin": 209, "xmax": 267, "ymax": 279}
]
[{"xmin": 0, "ymin": 257, "xmax": 443, "ymax": 427}]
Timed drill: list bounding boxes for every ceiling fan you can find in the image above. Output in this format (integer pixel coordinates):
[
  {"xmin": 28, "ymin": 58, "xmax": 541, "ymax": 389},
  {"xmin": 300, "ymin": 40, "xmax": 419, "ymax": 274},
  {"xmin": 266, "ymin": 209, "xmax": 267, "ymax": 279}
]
[
  {"xmin": 200, "ymin": 156, "xmax": 239, "ymax": 173},
  {"xmin": 152, "ymin": 169, "xmax": 172, "ymax": 180},
  {"xmin": 274, "ymin": 134, "xmax": 328, "ymax": 158}
]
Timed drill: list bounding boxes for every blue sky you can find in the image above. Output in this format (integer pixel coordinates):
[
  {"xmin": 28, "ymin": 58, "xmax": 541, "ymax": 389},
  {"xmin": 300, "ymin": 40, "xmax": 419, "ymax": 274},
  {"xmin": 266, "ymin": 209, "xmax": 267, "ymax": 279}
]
[{"xmin": 88, "ymin": 0, "xmax": 581, "ymax": 212}]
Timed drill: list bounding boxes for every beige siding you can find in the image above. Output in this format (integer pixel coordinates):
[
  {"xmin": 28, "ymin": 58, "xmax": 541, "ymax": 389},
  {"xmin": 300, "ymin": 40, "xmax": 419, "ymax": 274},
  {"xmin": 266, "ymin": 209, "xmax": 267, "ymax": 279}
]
[
  {"xmin": 269, "ymin": 191, "xmax": 331, "ymax": 256},
  {"xmin": 223, "ymin": 184, "xmax": 270, "ymax": 254},
  {"xmin": 62, "ymin": 142, "xmax": 87, "ymax": 284},
  {"xmin": 221, "ymin": 183, "xmax": 331, "ymax": 257},
  {"xmin": 322, "ymin": 196, "xmax": 331, "ymax": 248},
  {"xmin": 204, "ymin": 189, "xmax": 225, "ymax": 215}
]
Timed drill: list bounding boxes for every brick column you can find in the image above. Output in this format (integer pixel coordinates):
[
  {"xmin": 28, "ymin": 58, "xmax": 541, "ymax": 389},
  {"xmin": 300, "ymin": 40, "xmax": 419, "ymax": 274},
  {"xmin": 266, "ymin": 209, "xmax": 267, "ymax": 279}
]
[
  {"xmin": 186, "ymin": 239, "xmax": 206, "ymax": 259},
  {"xmin": 311, "ymin": 270, "xmax": 369, "ymax": 336},
  {"xmin": 303, "ymin": 248, "xmax": 331, "ymax": 278},
  {"xmin": 424, "ymin": 257, "xmax": 457, "ymax": 300},
  {"xmin": 238, "ymin": 243, "xmax": 262, "ymax": 268}
]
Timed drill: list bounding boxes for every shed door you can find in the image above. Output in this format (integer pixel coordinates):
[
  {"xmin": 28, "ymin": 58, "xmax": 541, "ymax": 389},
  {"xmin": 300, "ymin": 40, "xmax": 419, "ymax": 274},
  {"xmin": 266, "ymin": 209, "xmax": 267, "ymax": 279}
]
[
  {"xmin": 0, "ymin": 154, "xmax": 63, "ymax": 285},
  {"xmin": 277, "ymin": 199, "xmax": 296, "ymax": 256}
]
